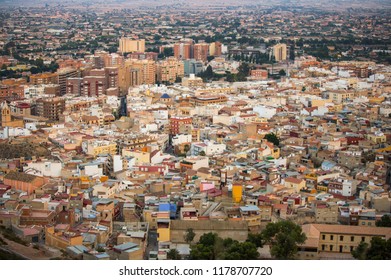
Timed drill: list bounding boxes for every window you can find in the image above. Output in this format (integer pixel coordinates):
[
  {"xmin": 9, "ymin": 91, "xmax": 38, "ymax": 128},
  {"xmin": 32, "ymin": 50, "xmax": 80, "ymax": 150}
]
[
  {"xmin": 321, "ymin": 245, "xmax": 326, "ymax": 251},
  {"xmin": 350, "ymin": 246, "xmax": 354, "ymax": 252},
  {"xmin": 351, "ymin": 236, "xmax": 354, "ymax": 242},
  {"xmin": 361, "ymin": 237, "xmax": 365, "ymax": 242},
  {"xmin": 322, "ymin": 235, "xmax": 326, "ymax": 240},
  {"xmin": 339, "ymin": 246, "xmax": 343, "ymax": 253},
  {"xmin": 330, "ymin": 245, "xmax": 334, "ymax": 251},
  {"xmin": 330, "ymin": 235, "xmax": 334, "ymax": 241},
  {"xmin": 340, "ymin": 236, "xmax": 344, "ymax": 241}
]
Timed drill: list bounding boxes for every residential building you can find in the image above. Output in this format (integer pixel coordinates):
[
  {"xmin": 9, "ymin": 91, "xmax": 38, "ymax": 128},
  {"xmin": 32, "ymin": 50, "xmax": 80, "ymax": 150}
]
[
  {"xmin": 119, "ymin": 38, "xmax": 145, "ymax": 54},
  {"xmin": 36, "ymin": 97, "xmax": 65, "ymax": 121},
  {"xmin": 273, "ymin": 43, "xmax": 287, "ymax": 61}
]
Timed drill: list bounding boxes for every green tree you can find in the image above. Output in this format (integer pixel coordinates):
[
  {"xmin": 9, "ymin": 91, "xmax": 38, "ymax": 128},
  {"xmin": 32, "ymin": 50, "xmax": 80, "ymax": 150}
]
[
  {"xmin": 262, "ymin": 220, "xmax": 306, "ymax": 259},
  {"xmin": 351, "ymin": 241, "xmax": 369, "ymax": 260},
  {"xmin": 246, "ymin": 233, "xmax": 264, "ymax": 248},
  {"xmin": 163, "ymin": 47, "xmax": 174, "ymax": 57},
  {"xmin": 175, "ymin": 76, "xmax": 182, "ymax": 83},
  {"xmin": 238, "ymin": 62, "xmax": 250, "ymax": 76},
  {"xmin": 190, "ymin": 232, "xmax": 261, "ymax": 260},
  {"xmin": 167, "ymin": 249, "xmax": 181, "ymax": 260},
  {"xmin": 376, "ymin": 215, "xmax": 391, "ymax": 227},
  {"xmin": 220, "ymin": 241, "xmax": 259, "ymax": 260},
  {"xmin": 352, "ymin": 237, "xmax": 391, "ymax": 260},
  {"xmin": 190, "ymin": 232, "xmax": 221, "ymax": 260},
  {"xmin": 289, "ymin": 45, "xmax": 295, "ymax": 61},
  {"xmin": 207, "ymin": 56, "xmax": 215, "ymax": 62},
  {"xmin": 184, "ymin": 228, "xmax": 196, "ymax": 244},
  {"xmin": 264, "ymin": 133, "xmax": 280, "ymax": 147}
]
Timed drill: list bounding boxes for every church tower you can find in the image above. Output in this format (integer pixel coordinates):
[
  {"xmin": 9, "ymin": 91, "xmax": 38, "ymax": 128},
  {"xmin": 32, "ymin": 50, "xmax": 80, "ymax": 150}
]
[{"xmin": 0, "ymin": 101, "xmax": 11, "ymax": 127}]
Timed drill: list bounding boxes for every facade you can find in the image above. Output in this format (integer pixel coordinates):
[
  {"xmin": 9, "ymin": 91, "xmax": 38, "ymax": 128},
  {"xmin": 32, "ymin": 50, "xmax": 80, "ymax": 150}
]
[
  {"xmin": 300, "ymin": 224, "xmax": 391, "ymax": 259},
  {"xmin": 36, "ymin": 97, "xmax": 65, "ymax": 121},
  {"xmin": 30, "ymin": 72, "xmax": 58, "ymax": 85},
  {"xmin": 66, "ymin": 78, "xmax": 83, "ymax": 96},
  {"xmin": 194, "ymin": 43, "xmax": 210, "ymax": 62},
  {"xmin": 0, "ymin": 84, "xmax": 25, "ymax": 101},
  {"xmin": 119, "ymin": 38, "xmax": 145, "ymax": 54},
  {"xmin": 174, "ymin": 42, "xmax": 193, "ymax": 60},
  {"xmin": 183, "ymin": 59, "xmax": 203, "ymax": 76},
  {"xmin": 83, "ymin": 76, "xmax": 107, "ymax": 96},
  {"xmin": 0, "ymin": 101, "xmax": 24, "ymax": 127},
  {"xmin": 3, "ymin": 171, "xmax": 45, "ymax": 195},
  {"xmin": 209, "ymin": 42, "xmax": 222, "ymax": 56},
  {"xmin": 273, "ymin": 43, "xmax": 287, "ymax": 61},
  {"xmin": 191, "ymin": 95, "xmax": 228, "ymax": 106},
  {"xmin": 57, "ymin": 68, "xmax": 78, "ymax": 96},
  {"xmin": 169, "ymin": 116, "xmax": 192, "ymax": 135},
  {"xmin": 249, "ymin": 69, "xmax": 268, "ymax": 80},
  {"xmin": 105, "ymin": 67, "xmax": 119, "ymax": 89},
  {"xmin": 119, "ymin": 59, "xmax": 156, "ymax": 92},
  {"xmin": 157, "ymin": 58, "xmax": 184, "ymax": 84},
  {"xmin": 45, "ymin": 225, "xmax": 83, "ymax": 250}
]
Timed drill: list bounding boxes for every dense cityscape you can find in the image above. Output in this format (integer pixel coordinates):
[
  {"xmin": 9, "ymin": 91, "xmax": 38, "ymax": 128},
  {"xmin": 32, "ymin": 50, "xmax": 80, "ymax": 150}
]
[{"xmin": 0, "ymin": 0, "xmax": 390, "ymax": 260}]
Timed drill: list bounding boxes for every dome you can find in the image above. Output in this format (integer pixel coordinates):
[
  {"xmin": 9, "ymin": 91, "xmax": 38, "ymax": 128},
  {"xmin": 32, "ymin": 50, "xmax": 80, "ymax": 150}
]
[{"xmin": 160, "ymin": 93, "xmax": 171, "ymax": 99}]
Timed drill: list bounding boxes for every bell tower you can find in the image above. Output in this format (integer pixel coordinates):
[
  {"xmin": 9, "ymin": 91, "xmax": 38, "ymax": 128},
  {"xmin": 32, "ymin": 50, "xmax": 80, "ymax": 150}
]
[{"xmin": 1, "ymin": 102, "xmax": 11, "ymax": 127}]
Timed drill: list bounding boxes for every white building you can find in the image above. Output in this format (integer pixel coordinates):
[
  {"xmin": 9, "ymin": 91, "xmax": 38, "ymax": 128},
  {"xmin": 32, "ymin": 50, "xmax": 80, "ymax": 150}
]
[
  {"xmin": 172, "ymin": 134, "xmax": 192, "ymax": 146},
  {"xmin": 191, "ymin": 141, "xmax": 226, "ymax": 156},
  {"xmin": 253, "ymin": 105, "xmax": 277, "ymax": 119},
  {"xmin": 24, "ymin": 161, "xmax": 62, "ymax": 177},
  {"xmin": 0, "ymin": 127, "xmax": 32, "ymax": 139}
]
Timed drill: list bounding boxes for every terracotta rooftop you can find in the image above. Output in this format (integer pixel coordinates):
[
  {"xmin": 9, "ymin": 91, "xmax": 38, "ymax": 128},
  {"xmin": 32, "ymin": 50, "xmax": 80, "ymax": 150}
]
[{"xmin": 5, "ymin": 171, "xmax": 39, "ymax": 183}]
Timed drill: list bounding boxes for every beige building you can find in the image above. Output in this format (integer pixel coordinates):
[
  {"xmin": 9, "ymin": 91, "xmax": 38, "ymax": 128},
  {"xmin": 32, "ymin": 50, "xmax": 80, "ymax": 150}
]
[
  {"xmin": 273, "ymin": 43, "xmax": 287, "ymax": 61},
  {"xmin": 181, "ymin": 74, "xmax": 204, "ymax": 87},
  {"xmin": 330, "ymin": 91, "xmax": 355, "ymax": 104},
  {"xmin": 119, "ymin": 59, "xmax": 156, "ymax": 92},
  {"xmin": 119, "ymin": 38, "xmax": 145, "ymax": 54},
  {"xmin": 313, "ymin": 202, "xmax": 338, "ymax": 224},
  {"xmin": 299, "ymin": 224, "xmax": 391, "ymax": 260},
  {"xmin": 157, "ymin": 57, "xmax": 184, "ymax": 84}
]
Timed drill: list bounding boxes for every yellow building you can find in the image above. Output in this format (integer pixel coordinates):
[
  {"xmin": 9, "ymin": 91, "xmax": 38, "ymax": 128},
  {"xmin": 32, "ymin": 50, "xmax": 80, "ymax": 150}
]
[
  {"xmin": 119, "ymin": 38, "xmax": 145, "ymax": 54},
  {"xmin": 366, "ymin": 133, "xmax": 387, "ymax": 144},
  {"xmin": 156, "ymin": 57, "xmax": 184, "ymax": 84},
  {"xmin": 143, "ymin": 210, "xmax": 158, "ymax": 230},
  {"xmin": 330, "ymin": 91, "xmax": 355, "ymax": 104},
  {"xmin": 284, "ymin": 177, "xmax": 306, "ymax": 192},
  {"xmin": 122, "ymin": 149, "xmax": 150, "ymax": 164},
  {"xmin": 182, "ymin": 75, "xmax": 204, "ymax": 87},
  {"xmin": 118, "ymin": 59, "xmax": 156, "ymax": 92},
  {"xmin": 86, "ymin": 141, "xmax": 117, "ymax": 156},
  {"xmin": 300, "ymin": 224, "xmax": 391, "ymax": 259},
  {"xmin": 273, "ymin": 43, "xmax": 287, "ymax": 61},
  {"xmin": 157, "ymin": 219, "xmax": 170, "ymax": 242},
  {"xmin": 232, "ymin": 185, "xmax": 243, "ymax": 203},
  {"xmin": 239, "ymin": 205, "xmax": 262, "ymax": 231},
  {"xmin": 45, "ymin": 225, "xmax": 83, "ymax": 250},
  {"xmin": 0, "ymin": 101, "xmax": 24, "ymax": 127}
]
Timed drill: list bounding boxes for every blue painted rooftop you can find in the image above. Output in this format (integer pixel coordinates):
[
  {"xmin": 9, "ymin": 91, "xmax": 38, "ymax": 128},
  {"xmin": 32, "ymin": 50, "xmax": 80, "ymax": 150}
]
[{"xmin": 159, "ymin": 203, "xmax": 170, "ymax": 212}]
